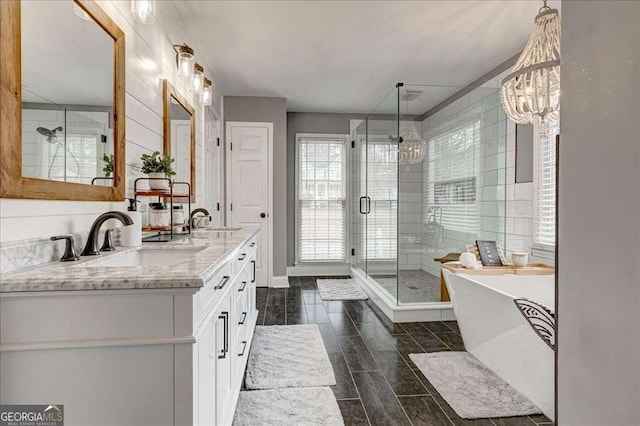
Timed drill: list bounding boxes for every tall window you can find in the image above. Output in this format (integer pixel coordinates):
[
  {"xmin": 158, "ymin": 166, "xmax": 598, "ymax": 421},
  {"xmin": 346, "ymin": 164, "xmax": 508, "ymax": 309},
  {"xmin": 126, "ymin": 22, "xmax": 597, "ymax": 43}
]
[
  {"xmin": 296, "ymin": 135, "xmax": 347, "ymax": 262},
  {"xmin": 533, "ymin": 118, "xmax": 559, "ymax": 248},
  {"xmin": 425, "ymin": 119, "xmax": 481, "ymax": 233}
]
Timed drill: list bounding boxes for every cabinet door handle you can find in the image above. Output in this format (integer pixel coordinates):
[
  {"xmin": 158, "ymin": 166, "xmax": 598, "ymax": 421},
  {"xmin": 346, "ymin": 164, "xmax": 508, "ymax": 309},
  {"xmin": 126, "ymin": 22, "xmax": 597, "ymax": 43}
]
[
  {"xmin": 239, "ymin": 281, "xmax": 247, "ymax": 292},
  {"xmin": 251, "ymin": 260, "xmax": 256, "ymax": 283},
  {"xmin": 238, "ymin": 340, "xmax": 248, "ymax": 357},
  {"xmin": 214, "ymin": 275, "xmax": 230, "ymax": 290},
  {"xmin": 223, "ymin": 311, "xmax": 229, "ymax": 354},
  {"xmin": 217, "ymin": 312, "xmax": 227, "ymax": 359},
  {"xmin": 238, "ymin": 311, "xmax": 247, "ymax": 325},
  {"xmin": 238, "ymin": 253, "xmax": 247, "ymax": 261}
]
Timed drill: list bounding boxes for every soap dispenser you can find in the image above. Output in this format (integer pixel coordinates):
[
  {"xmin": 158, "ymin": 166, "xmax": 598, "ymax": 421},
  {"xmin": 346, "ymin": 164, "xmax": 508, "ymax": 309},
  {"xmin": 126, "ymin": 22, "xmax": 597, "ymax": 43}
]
[{"xmin": 122, "ymin": 198, "xmax": 142, "ymax": 247}]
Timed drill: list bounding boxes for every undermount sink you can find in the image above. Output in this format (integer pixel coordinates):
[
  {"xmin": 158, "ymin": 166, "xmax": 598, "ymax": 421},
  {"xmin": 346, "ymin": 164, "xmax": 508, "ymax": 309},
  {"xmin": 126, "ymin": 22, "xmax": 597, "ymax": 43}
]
[
  {"xmin": 203, "ymin": 227, "xmax": 242, "ymax": 232},
  {"xmin": 76, "ymin": 247, "xmax": 205, "ymax": 268}
]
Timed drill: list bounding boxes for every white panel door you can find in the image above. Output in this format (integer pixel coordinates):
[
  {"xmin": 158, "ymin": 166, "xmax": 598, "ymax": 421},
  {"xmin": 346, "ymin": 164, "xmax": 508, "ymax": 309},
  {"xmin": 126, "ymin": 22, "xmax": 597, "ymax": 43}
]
[{"xmin": 227, "ymin": 122, "xmax": 272, "ymax": 287}]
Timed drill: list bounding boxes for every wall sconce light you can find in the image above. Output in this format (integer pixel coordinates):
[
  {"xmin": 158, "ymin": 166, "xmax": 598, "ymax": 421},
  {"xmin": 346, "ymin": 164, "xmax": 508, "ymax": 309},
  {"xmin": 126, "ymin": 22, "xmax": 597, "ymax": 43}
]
[
  {"xmin": 200, "ymin": 78, "xmax": 213, "ymax": 106},
  {"xmin": 173, "ymin": 44, "xmax": 195, "ymax": 80},
  {"xmin": 192, "ymin": 63, "xmax": 205, "ymax": 95},
  {"xmin": 131, "ymin": 0, "xmax": 156, "ymax": 25}
]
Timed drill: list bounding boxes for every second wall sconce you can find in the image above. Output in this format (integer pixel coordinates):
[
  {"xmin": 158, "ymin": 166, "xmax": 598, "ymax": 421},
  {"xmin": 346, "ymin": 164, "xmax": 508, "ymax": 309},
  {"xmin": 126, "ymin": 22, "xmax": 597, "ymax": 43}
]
[{"xmin": 173, "ymin": 43, "xmax": 195, "ymax": 80}]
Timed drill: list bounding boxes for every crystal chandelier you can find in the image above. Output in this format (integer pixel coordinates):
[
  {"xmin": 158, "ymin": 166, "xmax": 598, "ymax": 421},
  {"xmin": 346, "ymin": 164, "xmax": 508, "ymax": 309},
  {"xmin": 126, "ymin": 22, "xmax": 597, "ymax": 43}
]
[
  {"xmin": 500, "ymin": 0, "xmax": 560, "ymax": 124},
  {"xmin": 398, "ymin": 131, "xmax": 426, "ymax": 165}
]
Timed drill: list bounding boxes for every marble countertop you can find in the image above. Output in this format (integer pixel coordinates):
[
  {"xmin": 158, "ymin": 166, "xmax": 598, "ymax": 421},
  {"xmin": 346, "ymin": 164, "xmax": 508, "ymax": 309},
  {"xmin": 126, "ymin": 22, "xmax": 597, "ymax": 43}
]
[{"xmin": 0, "ymin": 226, "xmax": 259, "ymax": 293}]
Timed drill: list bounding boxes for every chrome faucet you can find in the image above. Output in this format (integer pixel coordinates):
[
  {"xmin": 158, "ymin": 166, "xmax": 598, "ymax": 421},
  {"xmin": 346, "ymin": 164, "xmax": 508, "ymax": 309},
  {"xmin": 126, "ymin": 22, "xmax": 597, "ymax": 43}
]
[
  {"xmin": 81, "ymin": 211, "xmax": 133, "ymax": 256},
  {"xmin": 190, "ymin": 208, "xmax": 211, "ymax": 229}
]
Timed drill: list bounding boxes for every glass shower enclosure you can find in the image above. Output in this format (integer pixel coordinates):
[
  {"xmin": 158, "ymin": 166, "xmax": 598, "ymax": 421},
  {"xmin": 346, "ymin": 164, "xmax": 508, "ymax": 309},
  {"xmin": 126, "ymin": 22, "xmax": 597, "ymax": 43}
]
[{"xmin": 351, "ymin": 82, "xmax": 507, "ymax": 306}]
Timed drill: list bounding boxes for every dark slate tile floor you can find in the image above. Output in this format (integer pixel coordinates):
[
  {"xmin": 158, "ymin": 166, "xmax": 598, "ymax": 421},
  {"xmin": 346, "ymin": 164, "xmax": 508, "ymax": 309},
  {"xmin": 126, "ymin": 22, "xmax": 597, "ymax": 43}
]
[{"xmin": 254, "ymin": 276, "xmax": 555, "ymax": 426}]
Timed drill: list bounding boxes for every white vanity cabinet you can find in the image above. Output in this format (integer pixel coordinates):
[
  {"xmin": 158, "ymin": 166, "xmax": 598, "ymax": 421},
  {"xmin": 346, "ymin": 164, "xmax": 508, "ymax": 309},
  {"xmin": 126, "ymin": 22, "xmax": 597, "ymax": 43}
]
[
  {"xmin": 192, "ymin": 232, "xmax": 259, "ymax": 426},
  {"xmin": 0, "ymin": 229, "xmax": 260, "ymax": 426}
]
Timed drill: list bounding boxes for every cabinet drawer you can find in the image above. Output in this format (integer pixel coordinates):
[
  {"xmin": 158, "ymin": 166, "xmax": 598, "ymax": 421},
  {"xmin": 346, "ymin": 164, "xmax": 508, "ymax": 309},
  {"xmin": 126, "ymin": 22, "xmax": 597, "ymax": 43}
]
[{"xmin": 197, "ymin": 262, "xmax": 232, "ymax": 326}]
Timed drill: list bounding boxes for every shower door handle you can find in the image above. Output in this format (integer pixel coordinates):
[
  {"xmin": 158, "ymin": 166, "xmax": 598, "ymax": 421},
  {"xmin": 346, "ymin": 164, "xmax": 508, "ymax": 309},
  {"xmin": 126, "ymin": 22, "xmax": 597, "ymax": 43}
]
[
  {"xmin": 359, "ymin": 196, "xmax": 366, "ymax": 215},
  {"xmin": 365, "ymin": 196, "xmax": 371, "ymax": 214}
]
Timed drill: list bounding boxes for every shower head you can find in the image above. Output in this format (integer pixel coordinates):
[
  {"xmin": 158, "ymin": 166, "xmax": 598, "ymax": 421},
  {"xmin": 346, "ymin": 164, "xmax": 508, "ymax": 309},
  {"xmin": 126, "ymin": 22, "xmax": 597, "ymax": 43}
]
[{"xmin": 36, "ymin": 126, "xmax": 64, "ymax": 143}]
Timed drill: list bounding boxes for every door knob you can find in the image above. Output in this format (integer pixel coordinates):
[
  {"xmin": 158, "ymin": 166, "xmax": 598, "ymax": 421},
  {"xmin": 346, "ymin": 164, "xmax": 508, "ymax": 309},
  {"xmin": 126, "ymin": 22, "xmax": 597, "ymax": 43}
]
[{"xmin": 260, "ymin": 212, "xmax": 267, "ymax": 218}]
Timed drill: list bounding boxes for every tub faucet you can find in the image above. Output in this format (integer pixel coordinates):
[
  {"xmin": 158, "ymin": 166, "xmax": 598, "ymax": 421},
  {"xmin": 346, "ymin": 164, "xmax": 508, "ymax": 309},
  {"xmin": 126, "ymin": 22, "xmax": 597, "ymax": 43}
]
[{"xmin": 81, "ymin": 211, "xmax": 133, "ymax": 256}]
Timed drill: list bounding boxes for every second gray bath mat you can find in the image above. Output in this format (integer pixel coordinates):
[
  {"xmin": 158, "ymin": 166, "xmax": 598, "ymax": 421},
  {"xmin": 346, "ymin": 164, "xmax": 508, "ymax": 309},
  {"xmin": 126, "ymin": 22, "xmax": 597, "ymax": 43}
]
[
  {"xmin": 233, "ymin": 387, "xmax": 344, "ymax": 425},
  {"xmin": 245, "ymin": 324, "xmax": 336, "ymax": 390},
  {"xmin": 409, "ymin": 352, "xmax": 542, "ymax": 419},
  {"xmin": 317, "ymin": 278, "xmax": 368, "ymax": 301}
]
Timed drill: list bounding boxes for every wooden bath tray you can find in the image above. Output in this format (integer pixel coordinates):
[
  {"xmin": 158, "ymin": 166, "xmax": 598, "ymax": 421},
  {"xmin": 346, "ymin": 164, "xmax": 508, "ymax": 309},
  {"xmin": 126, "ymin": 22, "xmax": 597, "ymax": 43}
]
[{"xmin": 441, "ymin": 262, "xmax": 554, "ymax": 275}]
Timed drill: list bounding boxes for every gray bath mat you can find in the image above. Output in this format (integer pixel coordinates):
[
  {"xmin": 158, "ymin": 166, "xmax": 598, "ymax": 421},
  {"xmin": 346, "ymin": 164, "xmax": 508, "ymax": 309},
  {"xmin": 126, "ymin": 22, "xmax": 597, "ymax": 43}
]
[
  {"xmin": 245, "ymin": 325, "xmax": 336, "ymax": 389},
  {"xmin": 409, "ymin": 352, "xmax": 542, "ymax": 419},
  {"xmin": 317, "ymin": 279, "xmax": 368, "ymax": 301},
  {"xmin": 233, "ymin": 387, "xmax": 344, "ymax": 425}
]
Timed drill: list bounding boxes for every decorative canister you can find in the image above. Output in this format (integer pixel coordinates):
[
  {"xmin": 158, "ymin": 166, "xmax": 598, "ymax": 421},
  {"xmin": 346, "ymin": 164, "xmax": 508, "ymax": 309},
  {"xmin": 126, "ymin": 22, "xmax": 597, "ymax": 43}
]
[
  {"xmin": 172, "ymin": 205, "xmax": 185, "ymax": 225},
  {"xmin": 511, "ymin": 252, "xmax": 529, "ymax": 267},
  {"xmin": 149, "ymin": 202, "xmax": 170, "ymax": 228}
]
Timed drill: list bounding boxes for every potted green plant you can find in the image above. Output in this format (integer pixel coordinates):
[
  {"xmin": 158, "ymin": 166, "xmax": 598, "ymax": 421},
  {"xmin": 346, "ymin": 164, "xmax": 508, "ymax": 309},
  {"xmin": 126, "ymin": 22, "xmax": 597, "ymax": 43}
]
[
  {"xmin": 102, "ymin": 153, "xmax": 114, "ymax": 177},
  {"xmin": 141, "ymin": 151, "xmax": 175, "ymax": 191}
]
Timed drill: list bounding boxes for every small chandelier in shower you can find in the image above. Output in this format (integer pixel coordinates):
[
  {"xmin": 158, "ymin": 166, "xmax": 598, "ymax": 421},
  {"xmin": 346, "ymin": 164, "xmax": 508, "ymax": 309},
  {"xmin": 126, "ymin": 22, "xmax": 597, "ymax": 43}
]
[
  {"xmin": 500, "ymin": 0, "xmax": 560, "ymax": 124},
  {"xmin": 397, "ymin": 131, "xmax": 426, "ymax": 165}
]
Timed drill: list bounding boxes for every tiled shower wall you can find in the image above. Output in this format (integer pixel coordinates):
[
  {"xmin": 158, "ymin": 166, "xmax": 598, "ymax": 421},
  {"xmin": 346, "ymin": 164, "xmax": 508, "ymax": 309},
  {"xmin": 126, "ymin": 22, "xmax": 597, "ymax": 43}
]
[
  {"xmin": 420, "ymin": 81, "xmax": 510, "ymax": 277},
  {"xmin": 397, "ymin": 121, "xmax": 424, "ymax": 270},
  {"xmin": 398, "ymin": 161, "xmax": 423, "ymax": 270},
  {"xmin": 418, "ymin": 73, "xmax": 542, "ymax": 276}
]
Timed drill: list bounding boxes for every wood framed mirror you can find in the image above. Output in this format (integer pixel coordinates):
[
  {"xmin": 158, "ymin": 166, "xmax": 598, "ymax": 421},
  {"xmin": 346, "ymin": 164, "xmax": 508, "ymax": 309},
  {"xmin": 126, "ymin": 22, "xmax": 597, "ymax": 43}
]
[
  {"xmin": 0, "ymin": 0, "xmax": 125, "ymax": 201},
  {"xmin": 163, "ymin": 80, "xmax": 195, "ymax": 197}
]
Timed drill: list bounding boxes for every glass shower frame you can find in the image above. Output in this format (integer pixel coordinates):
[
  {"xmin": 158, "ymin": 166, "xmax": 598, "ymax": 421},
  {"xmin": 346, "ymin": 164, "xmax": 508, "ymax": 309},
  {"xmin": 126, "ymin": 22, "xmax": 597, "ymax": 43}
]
[{"xmin": 351, "ymin": 82, "xmax": 508, "ymax": 306}]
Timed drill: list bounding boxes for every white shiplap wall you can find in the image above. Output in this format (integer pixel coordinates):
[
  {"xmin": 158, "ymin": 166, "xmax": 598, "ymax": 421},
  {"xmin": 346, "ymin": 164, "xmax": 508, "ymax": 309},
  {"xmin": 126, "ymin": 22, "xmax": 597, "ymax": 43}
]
[{"xmin": 0, "ymin": 0, "xmax": 221, "ymax": 243}]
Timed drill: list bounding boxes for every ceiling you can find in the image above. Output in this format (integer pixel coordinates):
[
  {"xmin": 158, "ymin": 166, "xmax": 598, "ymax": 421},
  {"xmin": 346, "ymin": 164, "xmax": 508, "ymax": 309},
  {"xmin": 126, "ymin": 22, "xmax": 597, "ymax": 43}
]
[{"xmin": 175, "ymin": 0, "xmax": 559, "ymax": 114}]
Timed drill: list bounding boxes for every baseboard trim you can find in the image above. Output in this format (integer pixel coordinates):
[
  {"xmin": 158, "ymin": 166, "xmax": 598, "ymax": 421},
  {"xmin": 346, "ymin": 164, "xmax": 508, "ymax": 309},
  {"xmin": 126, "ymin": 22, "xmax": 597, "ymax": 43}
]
[
  {"xmin": 287, "ymin": 264, "xmax": 350, "ymax": 276},
  {"xmin": 271, "ymin": 276, "xmax": 290, "ymax": 288}
]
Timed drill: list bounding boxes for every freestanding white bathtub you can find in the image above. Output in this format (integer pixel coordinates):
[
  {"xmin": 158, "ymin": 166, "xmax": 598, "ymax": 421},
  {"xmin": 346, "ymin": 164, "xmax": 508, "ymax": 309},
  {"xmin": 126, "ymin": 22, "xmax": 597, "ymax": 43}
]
[{"xmin": 443, "ymin": 270, "xmax": 555, "ymax": 420}]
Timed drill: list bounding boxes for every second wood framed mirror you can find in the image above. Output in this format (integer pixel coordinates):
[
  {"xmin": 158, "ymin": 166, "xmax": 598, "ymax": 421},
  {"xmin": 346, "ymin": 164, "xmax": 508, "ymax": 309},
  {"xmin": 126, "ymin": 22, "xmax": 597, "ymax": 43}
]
[{"xmin": 163, "ymin": 80, "xmax": 195, "ymax": 197}]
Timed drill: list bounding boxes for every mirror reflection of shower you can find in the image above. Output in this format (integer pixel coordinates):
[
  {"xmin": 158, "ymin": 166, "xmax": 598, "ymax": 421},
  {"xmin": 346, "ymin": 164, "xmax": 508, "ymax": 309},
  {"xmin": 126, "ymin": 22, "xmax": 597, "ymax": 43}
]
[
  {"xmin": 36, "ymin": 125, "xmax": 81, "ymax": 180},
  {"xmin": 22, "ymin": 105, "xmax": 112, "ymax": 185}
]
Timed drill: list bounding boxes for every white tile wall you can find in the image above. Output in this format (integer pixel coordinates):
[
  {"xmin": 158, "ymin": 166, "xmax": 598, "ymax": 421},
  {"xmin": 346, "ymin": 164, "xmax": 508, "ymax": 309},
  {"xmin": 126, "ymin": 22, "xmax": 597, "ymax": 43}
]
[
  {"xmin": 0, "ymin": 1, "xmax": 222, "ymax": 243},
  {"xmin": 420, "ymin": 69, "xmax": 548, "ymax": 266},
  {"xmin": 500, "ymin": 66, "xmax": 543, "ymax": 262},
  {"xmin": 420, "ymin": 83, "xmax": 508, "ymax": 276}
]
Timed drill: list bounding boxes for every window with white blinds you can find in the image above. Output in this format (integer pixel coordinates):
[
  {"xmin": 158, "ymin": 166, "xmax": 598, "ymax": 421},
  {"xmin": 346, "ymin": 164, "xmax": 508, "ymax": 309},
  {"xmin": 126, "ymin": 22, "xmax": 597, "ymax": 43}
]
[
  {"xmin": 296, "ymin": 135, "xmax": 347, "ymax": 262},
  {"xmin": 534, "ymin": 118, "xmax": 559, "ymax": 247},
  {"xmin": 361, "ymin": 142, "xmax": 397, "ymax": 260},
  {"xmin": 425, "ymin": 119, "xmax": 481, "ymax": 233}
]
